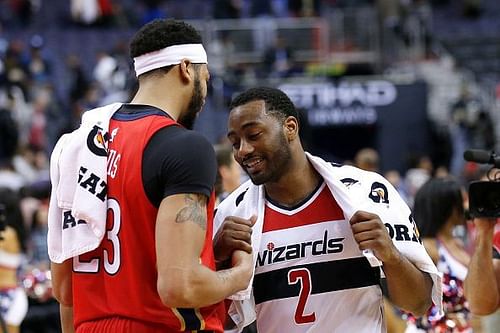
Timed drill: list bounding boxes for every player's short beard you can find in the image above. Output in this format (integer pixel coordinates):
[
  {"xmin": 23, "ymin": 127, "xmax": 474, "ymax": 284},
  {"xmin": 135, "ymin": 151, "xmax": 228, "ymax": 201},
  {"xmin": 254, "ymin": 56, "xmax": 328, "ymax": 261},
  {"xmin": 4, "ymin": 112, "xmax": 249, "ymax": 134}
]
[
  {"xmin": 179, "ymin": 74, "xmax": 203, "ymax": 130},
  {"xmin": 248, "ymin": 130, "xmax": 292, "ymax": 185}
]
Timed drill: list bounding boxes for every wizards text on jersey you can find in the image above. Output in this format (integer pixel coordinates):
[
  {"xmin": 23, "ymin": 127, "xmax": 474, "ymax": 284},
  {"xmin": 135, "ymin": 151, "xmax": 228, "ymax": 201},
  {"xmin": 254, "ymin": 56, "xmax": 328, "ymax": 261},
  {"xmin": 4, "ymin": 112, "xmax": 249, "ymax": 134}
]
[{"xmin": 257, "ymin": 230, "xmax": 345, "ymax": 267}]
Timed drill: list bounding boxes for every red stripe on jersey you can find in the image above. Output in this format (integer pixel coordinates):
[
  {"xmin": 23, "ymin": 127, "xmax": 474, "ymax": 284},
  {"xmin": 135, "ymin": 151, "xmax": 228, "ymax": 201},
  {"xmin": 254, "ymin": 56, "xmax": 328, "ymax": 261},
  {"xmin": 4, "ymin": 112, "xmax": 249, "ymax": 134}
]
[
  {"xmin": 494, "ymin": 228, "xmax": 500, "ymax": 253},
  {"xmin": 263, "ymin": 184, "xmax": 344, "ymax": 233}
]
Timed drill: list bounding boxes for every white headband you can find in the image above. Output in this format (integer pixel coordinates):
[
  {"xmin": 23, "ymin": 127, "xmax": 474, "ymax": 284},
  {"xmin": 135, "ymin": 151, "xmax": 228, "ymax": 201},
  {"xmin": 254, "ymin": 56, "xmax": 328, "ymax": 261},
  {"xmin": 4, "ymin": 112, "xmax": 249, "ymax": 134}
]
[{"xmin": 133, "ymin": 43, "xmax": 208, "ymax": 77}]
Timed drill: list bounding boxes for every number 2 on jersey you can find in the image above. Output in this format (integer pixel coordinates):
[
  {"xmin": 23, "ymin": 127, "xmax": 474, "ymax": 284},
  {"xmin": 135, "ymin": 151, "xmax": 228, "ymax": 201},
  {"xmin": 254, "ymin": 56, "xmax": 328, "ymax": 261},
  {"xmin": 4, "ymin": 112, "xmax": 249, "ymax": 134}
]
[{"xmin": 287, "ymin": 268, "xmax": 316, "ymax": 324}]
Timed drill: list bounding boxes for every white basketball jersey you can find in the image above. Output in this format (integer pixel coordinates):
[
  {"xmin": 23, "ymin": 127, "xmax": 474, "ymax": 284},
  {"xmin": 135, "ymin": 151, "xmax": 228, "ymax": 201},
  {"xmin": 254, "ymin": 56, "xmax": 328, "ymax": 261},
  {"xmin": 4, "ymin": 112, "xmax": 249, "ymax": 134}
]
[{"xmin": 254, "ymin": 182, "xmax": 386, "ymax": 333}]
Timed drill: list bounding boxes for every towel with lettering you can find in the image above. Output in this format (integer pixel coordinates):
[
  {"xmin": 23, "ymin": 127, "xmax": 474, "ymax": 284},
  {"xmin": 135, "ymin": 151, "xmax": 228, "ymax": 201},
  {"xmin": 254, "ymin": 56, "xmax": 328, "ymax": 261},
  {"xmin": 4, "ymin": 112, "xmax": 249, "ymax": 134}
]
[{"xmin": 48, "ymin": 103, "xmax": 122, "ymax": 263}]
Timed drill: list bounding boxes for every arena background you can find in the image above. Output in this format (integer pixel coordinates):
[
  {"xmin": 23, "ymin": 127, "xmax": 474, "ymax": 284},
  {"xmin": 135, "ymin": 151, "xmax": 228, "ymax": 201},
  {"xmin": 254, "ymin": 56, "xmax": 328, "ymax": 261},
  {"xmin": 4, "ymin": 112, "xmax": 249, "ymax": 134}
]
[
  {"xmin": 2, "ymin": 0, "xmax": 499, "ymax": 173},
  {"xmin": 1, "ymin": 1, "xmax": 499, "ymax": 332}
]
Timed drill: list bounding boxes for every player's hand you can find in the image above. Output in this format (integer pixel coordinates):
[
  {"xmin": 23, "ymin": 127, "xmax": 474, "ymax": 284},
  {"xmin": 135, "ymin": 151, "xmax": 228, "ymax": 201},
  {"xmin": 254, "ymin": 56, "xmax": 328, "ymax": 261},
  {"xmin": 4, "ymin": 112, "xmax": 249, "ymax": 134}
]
[
  {"xmin": 231, "ymin": 249, "xmax": 254, "ymax": 290},
  {"xmin": 350, "ymin": 210, "xmax": 400, "ymax": 264},
  {"xmin": 473, "ymin": 217, "xmax": 498, "ymax": 234},
  {"xmin": 213, "ymin": 215, "xmax": 256, "ymax": 264}
]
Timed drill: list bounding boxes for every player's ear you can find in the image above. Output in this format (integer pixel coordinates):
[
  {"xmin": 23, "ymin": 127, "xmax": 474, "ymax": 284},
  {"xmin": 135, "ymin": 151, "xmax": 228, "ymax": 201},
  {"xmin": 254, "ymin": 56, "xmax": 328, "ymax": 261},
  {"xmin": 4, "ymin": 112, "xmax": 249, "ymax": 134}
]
[
  {"xmin": 284, "ymin": 116, "xmax": 299, "ymax": 142},
  {"xmin": 179, "ymin": 59, "xmax": 192, "ymax": 83}
]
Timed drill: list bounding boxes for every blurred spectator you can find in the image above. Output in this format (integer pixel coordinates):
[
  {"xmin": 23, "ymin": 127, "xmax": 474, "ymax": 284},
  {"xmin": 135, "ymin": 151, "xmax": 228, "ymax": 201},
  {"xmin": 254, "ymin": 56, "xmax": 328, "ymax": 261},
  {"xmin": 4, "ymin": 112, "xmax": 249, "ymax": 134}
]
[
  {"xmin": 0, "ymin": 187, "xmax": 28, "ymax": 333},
  {"xmin": 19, "ymin": 180, "xmax": 60, "ymax": 333},
  {"xmin": 0, "ymin": 0, "xmax": 36, "ymax": 28},
  {"xmin": 208, "ymin": 31, "xmax": 236, "ymax": 79},
  {"xmin": 0, "ymin": 94, "xmax": 19, "ymax": 162},
  {"xmin": 70, "ymin": 0, "xmax": 115, "ymax": 27},
  {"xmin": 76, "ymin": 83, "xmax": 101, "ymax": 121},
  {"xmin": 108, "ymin": 1, "xmax": 134, "ymax": 28},
  {"xmin": 384, "ymin": 169, "xmax": 409, "ymax": 204},
  {"xmin": 262, "ymin": 35, "xmax": 296, "ymax": 78},
  {"xmin": 98, "ymin": 0, "xmax": 115, "ymax": 26},
  {"xmin": 65, "ymin": 54, "xmax": 90, "ymax": 106},
  {"xmin": 404, "ymin": 178, "xmax": 476, "ymax": 332},
  {"xmin": 93, "ymin": 50, "xmax": 130, "ymax": 105},
  {"xmin": 449, "ymin": 86, "xmax": 482, "ymax": 177},
  {"xmin": 93, "ymin": 51, "xmax": 118, "ymax": 92},
  {"xmin": 107, "ymin": 40, "xmax": 135, "ymax": 99},
  {"xmin": 13, "ymin": 87, "xmax": 32, "ymax": 143},
  {"xmin": 25, "ymin": 35, "xmax": 52, "ymax": 85},
  {"xmin": 428, "ymin": 122, "xmax": 453, "ymax": 176},
  {"xmin": 4, "ymin": 39, "xmax": 30, "ymax": 97},
  {"xmin": 434, "ymin": 165, "xmax": 451, "ymax": 179},
  {"xmin": 404, "ymin": 153, "xmax": 433, "ymax": 207},
  {"xmin": 377, "ymin": 0, "xmax": 403, "ymax": 36},
  {"xmin": 65, "ymin": 53, "xmax": 91, "ymax": 129},
  {"xmin": 408, "ymin": 0, "xmax": 433, "ymax": 55},
  {"xmin": 0, "ymin": 160, "xmax": 25, "ymax": 192},
  {"xmin": 27, "ymin": 187, "xmax": 50, "ymax": 264},
  {"xmin": 0, "ymin": 24, "xmax": 8, "ymax": 57},
  {"xmin": 354, "ymin": 147, "xmax": 379, "ymax": 172},
  {"xmin": 469, "ymin": 110, "xmax": 495, "ymax": 152},
  {"xmin": 28, "ymin": 93, "xmax": 48, "ymax": 151},
  {"xmin": 207, "ymin": 31, "xmax": 237, "ymax": 108},
  {"xmin": 215, "ymin": 143, "xmax": 243, "ymax": 202},
  {"xmin": 70, "ymin": 0, "xmax": 101, "ymax": 26},
  {"xmin": 23, "ymin": 83, "xmax": 64, "ymax": 155},
  {"xmin": 12, "ymin": 144, "xmax": 49, "ymax": 186},
  {"xmin": 12, "ymin": 0, "xmax": 35, "ymax": 26}
]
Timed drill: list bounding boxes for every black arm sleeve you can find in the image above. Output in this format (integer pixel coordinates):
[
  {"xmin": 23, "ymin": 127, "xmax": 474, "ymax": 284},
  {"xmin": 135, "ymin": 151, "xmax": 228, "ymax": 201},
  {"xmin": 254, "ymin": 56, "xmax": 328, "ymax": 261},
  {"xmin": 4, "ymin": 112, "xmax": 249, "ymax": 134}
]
[{"xmin": 142, "ymin": 126, "xmax": 217, "ymax": 207}]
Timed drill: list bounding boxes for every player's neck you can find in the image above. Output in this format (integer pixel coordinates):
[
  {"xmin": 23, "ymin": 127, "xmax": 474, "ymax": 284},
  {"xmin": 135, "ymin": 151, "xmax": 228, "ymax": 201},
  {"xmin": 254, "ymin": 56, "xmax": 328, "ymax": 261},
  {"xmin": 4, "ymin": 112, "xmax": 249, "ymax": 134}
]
[
  {"xmin": 130, "ymin": 81, "xmax": 183, "ymax": 121},
  {"xmin": 265, "ymin": 153, "xmax": 321, "ymax": 208}
]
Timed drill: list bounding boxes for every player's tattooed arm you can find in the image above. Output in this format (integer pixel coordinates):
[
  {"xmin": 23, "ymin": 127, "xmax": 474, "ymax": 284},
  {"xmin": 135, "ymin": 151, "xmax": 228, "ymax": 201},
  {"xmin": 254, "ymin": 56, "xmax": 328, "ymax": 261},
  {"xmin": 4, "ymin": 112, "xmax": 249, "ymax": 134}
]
[
  {"xmin": 156, "ymin": 193, "xmax": 252, "ymax": 308},
  {"xmin": 216, "ymin": 268, "xmax": 234, "ymax": 284},
  {"xmin": 175, "ymin": 193, "xmax": 207, "ymax": 230}
]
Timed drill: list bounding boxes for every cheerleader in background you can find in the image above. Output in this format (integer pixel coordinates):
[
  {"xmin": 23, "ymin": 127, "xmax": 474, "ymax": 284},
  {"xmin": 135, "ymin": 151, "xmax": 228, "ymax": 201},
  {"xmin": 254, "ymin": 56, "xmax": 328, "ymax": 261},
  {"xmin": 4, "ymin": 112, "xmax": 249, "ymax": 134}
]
[
  {"xmin": 0, "ymin": 188, "xmax": 28, "ymax": 333},
  {"xmin": 404, "ymin": 178, "xmax": 475, "ymax": 332}
]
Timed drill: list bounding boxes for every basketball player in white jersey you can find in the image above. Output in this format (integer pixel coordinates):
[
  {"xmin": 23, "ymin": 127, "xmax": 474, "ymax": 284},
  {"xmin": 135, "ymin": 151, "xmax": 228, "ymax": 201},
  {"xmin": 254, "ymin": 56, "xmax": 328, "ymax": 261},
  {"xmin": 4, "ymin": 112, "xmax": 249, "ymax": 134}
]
[{"xmin": 213, "ymin": 87, "xmax": 441, "ymax": 333}]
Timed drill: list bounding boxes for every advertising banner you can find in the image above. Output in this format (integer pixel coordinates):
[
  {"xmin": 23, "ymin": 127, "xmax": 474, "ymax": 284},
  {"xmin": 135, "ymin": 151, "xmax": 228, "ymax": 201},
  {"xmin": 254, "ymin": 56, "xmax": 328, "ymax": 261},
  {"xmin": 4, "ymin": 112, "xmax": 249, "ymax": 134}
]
[{"xmin": 279, "ymin": 80, "xmax": 429, "ymax": 172}]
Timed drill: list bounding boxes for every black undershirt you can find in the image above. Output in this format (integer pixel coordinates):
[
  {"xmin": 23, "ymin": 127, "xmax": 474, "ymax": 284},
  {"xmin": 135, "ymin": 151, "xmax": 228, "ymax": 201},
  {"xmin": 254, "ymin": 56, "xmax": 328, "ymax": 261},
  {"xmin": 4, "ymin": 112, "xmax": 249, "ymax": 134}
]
[{"xmin": 117, "ymin": 104, "xmax": 217, "ymax": 208}]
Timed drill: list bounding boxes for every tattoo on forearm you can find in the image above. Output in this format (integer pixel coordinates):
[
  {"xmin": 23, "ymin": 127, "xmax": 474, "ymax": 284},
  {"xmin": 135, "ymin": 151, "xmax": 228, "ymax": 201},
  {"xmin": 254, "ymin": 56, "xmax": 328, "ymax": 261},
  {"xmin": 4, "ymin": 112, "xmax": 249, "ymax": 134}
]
[
  {"xmin": 217, "ymin": 269, "xmax": 233, "ymax": 284},
  {"xmin": 175, "ymin": 194, "xmax": 207, "ymax": 230}
]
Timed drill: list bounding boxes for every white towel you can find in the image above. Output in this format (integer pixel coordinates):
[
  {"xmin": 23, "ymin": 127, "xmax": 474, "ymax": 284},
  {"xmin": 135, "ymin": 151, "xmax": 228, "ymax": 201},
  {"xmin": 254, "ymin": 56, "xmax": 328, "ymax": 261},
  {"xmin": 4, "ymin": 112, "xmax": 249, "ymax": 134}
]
[
  {"xmin": 47, "ymin": 103, "xmax": 122, "ymax": 263},
  {"xmin": 214, "ymin": 152, "xmax": 443, "ymax": 331}
]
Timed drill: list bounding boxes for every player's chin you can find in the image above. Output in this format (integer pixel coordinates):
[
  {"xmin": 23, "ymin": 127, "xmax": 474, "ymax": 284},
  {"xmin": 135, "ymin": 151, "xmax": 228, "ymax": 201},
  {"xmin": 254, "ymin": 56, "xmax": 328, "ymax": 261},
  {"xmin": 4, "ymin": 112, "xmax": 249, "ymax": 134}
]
[{"xmin": 248, "ymin": 171, "xmax": 269, "ymax": 186}]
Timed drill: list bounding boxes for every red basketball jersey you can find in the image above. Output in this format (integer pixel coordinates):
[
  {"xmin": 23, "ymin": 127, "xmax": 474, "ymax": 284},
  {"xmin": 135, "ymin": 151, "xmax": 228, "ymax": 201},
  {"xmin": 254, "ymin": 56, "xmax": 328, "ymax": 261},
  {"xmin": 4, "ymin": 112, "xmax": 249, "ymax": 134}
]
[{"xmin": 72, "ymin": 110, "xmax": 223, "ymax": 332}]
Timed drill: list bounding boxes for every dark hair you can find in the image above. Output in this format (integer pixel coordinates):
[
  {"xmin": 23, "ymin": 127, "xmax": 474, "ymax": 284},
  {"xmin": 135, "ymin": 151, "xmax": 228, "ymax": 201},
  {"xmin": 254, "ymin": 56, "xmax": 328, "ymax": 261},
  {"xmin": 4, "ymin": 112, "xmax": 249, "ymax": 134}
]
[
  {"xmin": 229, "ymin": 87, "xmax": 299, "ymax": 122},
  {"xmin": 129, "ymin": 19, "xmax": 202, "ymax": 76},
  {"xmin": 0, "ymin": 187, "xmax": 27, "ymax": 252},
  {"xmin": 413, "ymin": 178, "xmax": 464, "ymax": 238},
  {"xmin": 130, "ymin": 19, "xmax": 202, "ymax": 58}
]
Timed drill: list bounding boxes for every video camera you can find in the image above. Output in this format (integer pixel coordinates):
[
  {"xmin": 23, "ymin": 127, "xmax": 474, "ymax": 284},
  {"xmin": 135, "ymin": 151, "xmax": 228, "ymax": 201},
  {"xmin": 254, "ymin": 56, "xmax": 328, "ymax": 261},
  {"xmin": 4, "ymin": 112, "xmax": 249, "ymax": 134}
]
[{"xmin": 463, "ymin": 149, "xmax": 500, "ymax": 218}]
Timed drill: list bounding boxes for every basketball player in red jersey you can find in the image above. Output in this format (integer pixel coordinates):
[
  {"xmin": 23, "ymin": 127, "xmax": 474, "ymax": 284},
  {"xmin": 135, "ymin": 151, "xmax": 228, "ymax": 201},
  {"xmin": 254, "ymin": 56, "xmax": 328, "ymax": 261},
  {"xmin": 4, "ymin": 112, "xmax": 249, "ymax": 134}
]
[
  {"xmin": 465, "ymin": 216, "xmax": 500, "ymax": 315},
  {"xmin": 50, "ymin": 19, "xmax": 253, "ymax": 333},
  {"xmin": 214, "ymin": 87, "xmax": 440, "ymax": 332}
]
